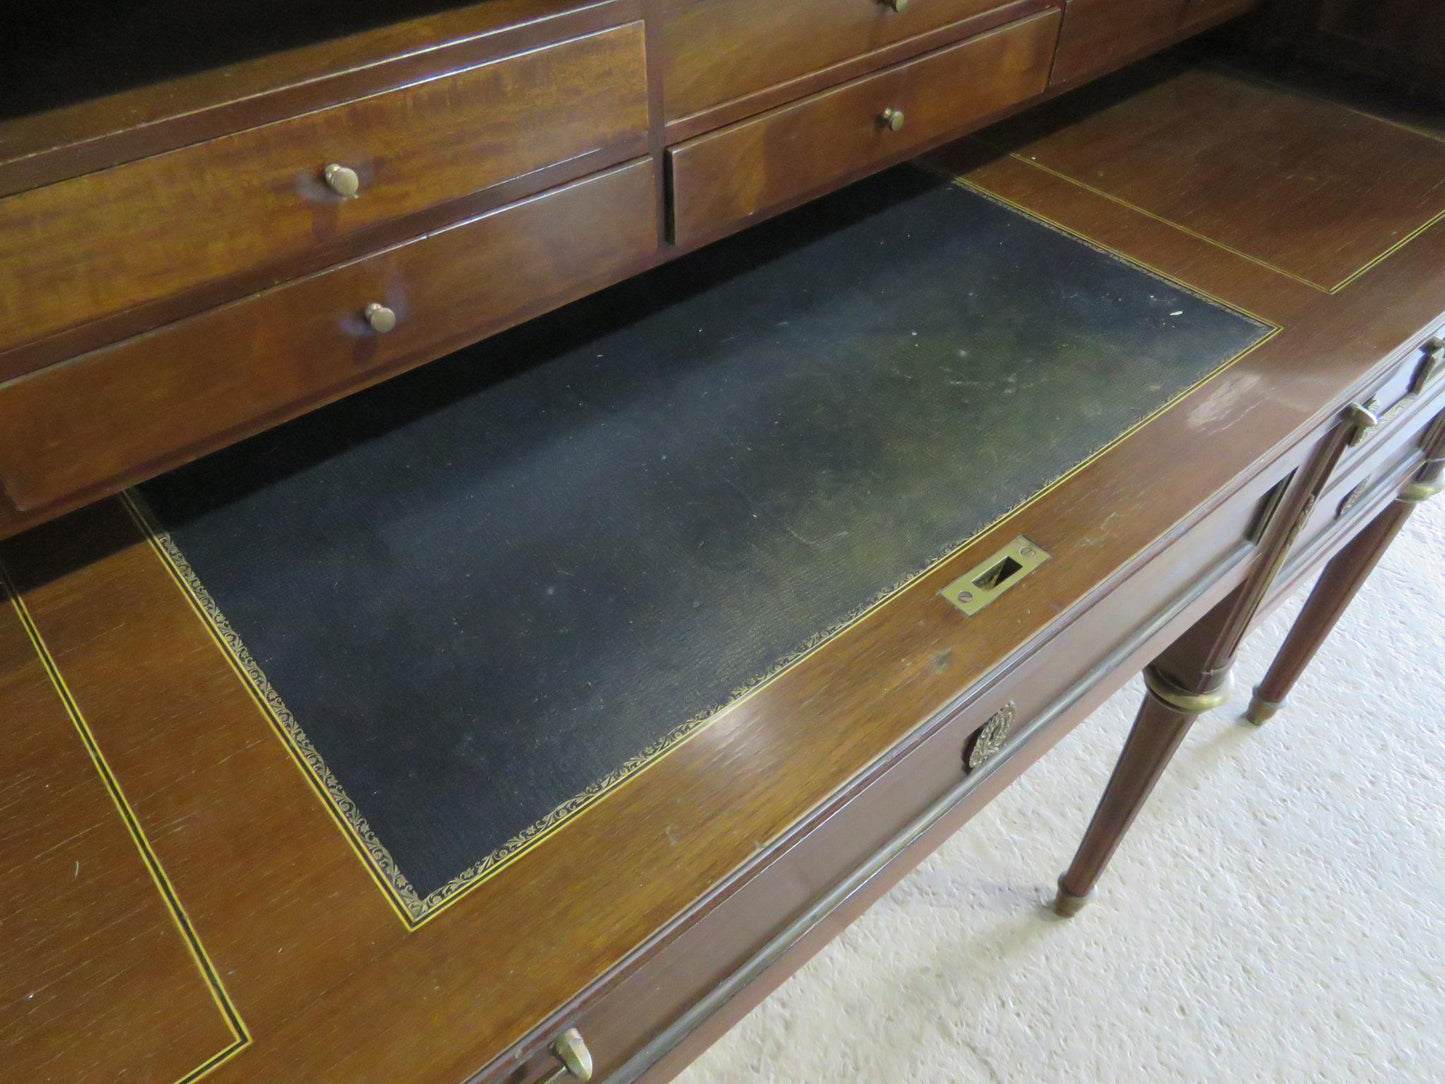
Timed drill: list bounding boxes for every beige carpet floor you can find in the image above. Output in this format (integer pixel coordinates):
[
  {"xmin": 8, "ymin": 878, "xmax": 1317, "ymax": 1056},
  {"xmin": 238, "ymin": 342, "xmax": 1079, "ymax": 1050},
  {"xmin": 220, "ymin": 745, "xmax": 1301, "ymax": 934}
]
[{"xmin": 678, "ymin": 495, "xmax": 1445, "ymax": 1083}]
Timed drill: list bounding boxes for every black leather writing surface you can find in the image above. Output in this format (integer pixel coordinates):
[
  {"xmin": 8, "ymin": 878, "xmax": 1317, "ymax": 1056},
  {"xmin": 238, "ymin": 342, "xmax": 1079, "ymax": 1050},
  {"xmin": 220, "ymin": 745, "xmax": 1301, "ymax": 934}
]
[{"xmin": 138, "ymin": 166, "xmax": 1269, "ymax": 919}]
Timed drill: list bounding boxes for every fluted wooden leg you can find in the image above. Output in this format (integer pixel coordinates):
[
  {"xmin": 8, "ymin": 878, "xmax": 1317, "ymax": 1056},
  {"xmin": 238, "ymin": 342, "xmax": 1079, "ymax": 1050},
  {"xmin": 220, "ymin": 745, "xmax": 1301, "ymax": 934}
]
[
  {"xmin": 1053, "ymin": 665, "xmax": 1232, "ymax": 915},
  {"xmin": 1246, "ymin": 421, "xmax": 1445, "ymax": 724},
  {"xmin": 1052, "ymin": 404, "xmax": 1436, "ymax": 915},
  {"xmin": 1245, "ymin": 499, "xmax": 1415, "ymax": 724}
]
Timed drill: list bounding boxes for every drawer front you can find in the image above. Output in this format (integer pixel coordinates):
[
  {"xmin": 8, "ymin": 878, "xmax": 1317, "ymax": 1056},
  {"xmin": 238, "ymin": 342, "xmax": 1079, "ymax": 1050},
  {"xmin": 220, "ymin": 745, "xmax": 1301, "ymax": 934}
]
[
  {"xmin": 659, "ymin": 0, "xmax": 1037, "ymax": 123},
  {"xmin": 0, "ymin": 24, "xmax": 649, "ymax": 357},
  {"xmin": 669, "ymin": 11, "xmax": 1059, "ymax": 248},
  {"xmin": 1337, "ymin": 331, "xmax": 1445, "ymax": 474},
  {"xmin": 1050, "ymin": 0, "xmax": 1186, "ymax": 88},
  {"xmin": 1292, "ymin": 378, "xmax": 1445, "ymax": 566},
  {"xmin": 0, "ymin": 162, "xmax": 658, "ymax": 516}
]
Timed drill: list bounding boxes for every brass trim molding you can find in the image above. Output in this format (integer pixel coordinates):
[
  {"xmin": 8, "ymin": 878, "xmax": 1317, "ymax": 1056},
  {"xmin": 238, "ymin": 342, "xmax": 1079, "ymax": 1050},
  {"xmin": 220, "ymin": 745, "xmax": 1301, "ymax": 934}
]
[
  {"xmin": 1399, "ymin": 478, "xmax": 1444, "ymax": 504},
  {"xmin": 1143, "ymin": 665, "xmax": 1234, "ymax": 715}
]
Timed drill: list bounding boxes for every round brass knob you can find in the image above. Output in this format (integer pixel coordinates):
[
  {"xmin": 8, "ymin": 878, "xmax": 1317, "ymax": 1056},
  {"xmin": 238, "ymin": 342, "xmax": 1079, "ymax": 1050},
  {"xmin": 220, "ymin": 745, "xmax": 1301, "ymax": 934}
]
[
  {"xmin": 539, "ymin": 1028, "xmax": 593, "ymax": 1083},
  {"xmin": 363, "ymin": 302, "xmax": 397, "ymax": 333},
  {"xmin": 323, "ymin": 163, "xmax": 361, "ymax": 198},
  {"xmin": 881, "ymin": 107, "xmax": 906, "ymax": 132},
  {"xmin": 882, "ymin": 0, "xmax": 911, "ymax": 10}
]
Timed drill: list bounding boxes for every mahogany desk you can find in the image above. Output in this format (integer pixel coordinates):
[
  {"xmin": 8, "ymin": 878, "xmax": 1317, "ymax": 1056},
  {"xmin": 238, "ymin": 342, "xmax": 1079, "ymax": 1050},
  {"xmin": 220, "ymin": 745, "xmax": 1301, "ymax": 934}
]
[{"xmin": 2, "ymin": 5, "xmax": 1444, "ymax": 1082}]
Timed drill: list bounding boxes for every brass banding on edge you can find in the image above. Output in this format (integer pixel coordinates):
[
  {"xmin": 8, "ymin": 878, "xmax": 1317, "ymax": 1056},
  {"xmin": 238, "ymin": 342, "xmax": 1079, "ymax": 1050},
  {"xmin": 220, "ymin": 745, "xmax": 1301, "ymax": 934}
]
[
  {"xmin": 1399, "ymin": 479, "xmax": 1444, "ymax": 504},
  {"xmin": 1143, "ymin": 665, "xmax": 1234, "ymax": 715}
]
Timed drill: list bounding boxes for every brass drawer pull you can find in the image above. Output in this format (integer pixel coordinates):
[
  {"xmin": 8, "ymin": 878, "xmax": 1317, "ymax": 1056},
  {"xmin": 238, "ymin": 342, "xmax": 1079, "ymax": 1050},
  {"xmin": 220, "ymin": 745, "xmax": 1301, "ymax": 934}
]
[
  {"xmin": 539, "ymin": 1028, "xmax": 593, "ymax": 1083},
  {"xmin": 323, "ymin": 162, "xmax": 361, "ymax": 198},
  {"xmin": 363, "ymin": 302, "xmax": 397, "ymax": 333},
  {"xmin": 880, "ymin": 107, "xmax": 906, "ymax": 132},
  {"xmin": 881, "ymin": 0, "xmax": 911, "ymax": 11},
  {"xmin": 1343, "ymin": 399, "xmax": 1380, "ymax": 446},
  {"xmin": 1410, "ymin": 336, "xmax": 1444, "ymax": 394}
]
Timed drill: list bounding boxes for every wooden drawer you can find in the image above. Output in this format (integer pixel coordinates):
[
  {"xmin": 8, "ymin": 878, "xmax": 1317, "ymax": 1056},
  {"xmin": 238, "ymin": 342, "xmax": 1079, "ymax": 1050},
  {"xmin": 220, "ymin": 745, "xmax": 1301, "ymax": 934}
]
[
  {"xmin": 0, "ymin": 24, "xmax": 649, "ymax": 358},
  {"xmin": 0, "ymin": 162, "xmax": 657, "ymax": 518},
  {"xmin": 1336, "ymin": 330, "xmax": 1445, "ymax": 475},
  {"xmin": 668, "ymin": 10, "xmax": 1059, "ymax": 248},
  {"xmin": 1289, "ymin": 354, "xmax": 1445, "ymax": 566},
  {"xmin": 659, "ymin": 0, "xmax": 1046, "ymax": 124},
  {"xmin": 1050, "ymin": 0, "xmax": 1186, "ymax": 88}
]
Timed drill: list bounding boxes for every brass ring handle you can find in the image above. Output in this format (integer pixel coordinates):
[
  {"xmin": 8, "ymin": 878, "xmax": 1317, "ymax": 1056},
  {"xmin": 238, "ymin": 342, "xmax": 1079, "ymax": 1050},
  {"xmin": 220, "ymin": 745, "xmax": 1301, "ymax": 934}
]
[
  {"xmin": 538, "ymin": 1028, "xmax": 593, "ymax": 1084},
  {"xmin": 880, "ymin": 107, "xmax": 906, "ymax": 132},
  {"xmin": 323, "ymin": 163, "xmax": 361, "ymax": 198},
  {"xmin": 363, "ymin": 302, "xmax": 397, "ymax": 333}
]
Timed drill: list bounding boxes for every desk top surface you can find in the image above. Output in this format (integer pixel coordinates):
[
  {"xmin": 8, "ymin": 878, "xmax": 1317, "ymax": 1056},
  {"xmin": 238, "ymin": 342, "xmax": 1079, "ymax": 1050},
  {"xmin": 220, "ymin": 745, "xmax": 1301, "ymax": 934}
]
[
  {"xmin": 2, "ymin": 59, "xmax": 1443, "ymax": 1084},
  {"xmin": 132, "ymin": 166, "xmax": 1264, "ymax": 920}
]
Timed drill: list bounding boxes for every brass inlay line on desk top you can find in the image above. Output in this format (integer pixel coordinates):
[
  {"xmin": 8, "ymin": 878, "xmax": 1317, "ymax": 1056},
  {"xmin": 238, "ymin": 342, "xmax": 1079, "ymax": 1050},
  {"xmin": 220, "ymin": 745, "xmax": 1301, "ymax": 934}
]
[
  {"xmin": 1006, "ymin": 152, "xmax": 1445, "ymax": 296},
  {"xmin": 0, "ymin": 560, "xmax": 251, "ymax": 1084}
]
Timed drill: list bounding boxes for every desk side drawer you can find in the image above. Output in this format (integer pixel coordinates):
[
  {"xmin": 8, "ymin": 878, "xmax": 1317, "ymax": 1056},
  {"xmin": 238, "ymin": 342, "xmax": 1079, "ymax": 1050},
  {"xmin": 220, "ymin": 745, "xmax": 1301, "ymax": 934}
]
[
  {"xmin": 668, "ymin": 11, "xmax": 1059, "ymax": 248},
  {"xmin": 1050, "ymin": 0, "xmax": 1186, "ymax": 88},
  {"xmin": 0, "ymin": 163, "xmax": 658, "ymax": 518},
  {"xmin": 0, "ymin": 24, "xmax": 649, "ymax": 357},
  {"xmin": 659, "ymin": 0, "xmax": 1041, "ymax": 123}
]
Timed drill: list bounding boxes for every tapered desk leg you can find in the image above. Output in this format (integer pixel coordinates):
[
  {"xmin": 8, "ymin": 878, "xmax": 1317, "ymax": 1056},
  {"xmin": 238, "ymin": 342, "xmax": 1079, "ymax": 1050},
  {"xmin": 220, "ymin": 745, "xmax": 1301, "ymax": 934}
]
[
  {"xmin": 1245, "ymin": 501, "xmax": 1412, "ymax": 724},
  {"xmin": 1054, "ymin": 665, "xmax": 1232, "ymax": 916},
  {"xmin": 1052, "ymin": 401, "xmax": 1386, "ymax": 916},
  {"xmin": 1247, "ymin": 469, "xmax": 1445, "ymax": 724}
]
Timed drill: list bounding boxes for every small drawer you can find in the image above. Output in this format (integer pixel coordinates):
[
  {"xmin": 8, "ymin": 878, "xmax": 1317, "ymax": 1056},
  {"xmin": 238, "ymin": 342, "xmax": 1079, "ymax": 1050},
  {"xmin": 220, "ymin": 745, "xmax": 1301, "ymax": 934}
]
[
  {"xmin": 0, "ymin": 162, "xmax": 658, "ymax": 516},
  {"xmin": 1291, "ymin": 382, "xmax": 1445, "ymax": 565},
  {"xmin": 0, "ymin": 24, "xmax": 649, "ymax": 356},
  {"xmin": 668, "ymin": 10, "xmax": 1059, "ymax": 247},
  {"xmin": 659, "ymin": 0, "xmax": 1038, "ymax": 124},
  {"xmin": 1050, "ymin": 0, "xmax": 1186, "ymax": 88},
  {"xmin": 1339, "ymin": 332, "xmax": 1445, "ymax": 467}
]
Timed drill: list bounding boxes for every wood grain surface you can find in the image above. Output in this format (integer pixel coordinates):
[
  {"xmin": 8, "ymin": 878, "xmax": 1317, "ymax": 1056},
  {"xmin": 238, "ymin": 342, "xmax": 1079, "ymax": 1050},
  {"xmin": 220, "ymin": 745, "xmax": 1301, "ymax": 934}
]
[
  {"xmin": 0, "ymin": 162, "xmax": 658, "ymax": 517},
  {"xmin": 658, "ymin": 0, "xmax": 1047, "ymax": 122},
  {"xmin": 0, "ymin": 23, "xmax": 648, "ymax": 358},
  {"xmin": 2, "ymin": 61, "xmax": 1443, "ymax": 1083},
  {"xmin": 984, "ymin": 65, "xmax": 1445, "ymax": 291},
  {"xmin": 669, "ymin": 11, "xmax": 1059, "ymax": 246}
]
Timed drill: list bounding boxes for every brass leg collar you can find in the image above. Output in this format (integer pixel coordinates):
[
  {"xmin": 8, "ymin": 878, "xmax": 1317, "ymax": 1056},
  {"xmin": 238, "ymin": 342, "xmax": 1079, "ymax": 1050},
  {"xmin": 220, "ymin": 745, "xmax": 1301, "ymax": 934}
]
[
  {"xmin": 1053, "ymin": 876, "xmax": 1092, "ymax": 917},
  {"xmin": 1142, "ymin": 665, "xmax": 1234, "ymax": 716},
  {"xmin": 1244, "ymin": 688, "xmax": 1283, "ymax": 725},
  {"xmin": 1399, "ymin": 478, "xmax": 1444, "ymax": 505}
]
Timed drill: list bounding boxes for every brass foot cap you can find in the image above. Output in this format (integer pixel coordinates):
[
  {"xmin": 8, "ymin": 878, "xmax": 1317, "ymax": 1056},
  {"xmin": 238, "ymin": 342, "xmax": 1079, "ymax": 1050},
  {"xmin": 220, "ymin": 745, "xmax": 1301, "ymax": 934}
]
[
  {"xmin": 1053, "ymin": 877, "xmax": 1092, "ymax": 917},
  {"xmin": 1244, "ymin": 692, "xmax": 1283, "ymax": 726}
]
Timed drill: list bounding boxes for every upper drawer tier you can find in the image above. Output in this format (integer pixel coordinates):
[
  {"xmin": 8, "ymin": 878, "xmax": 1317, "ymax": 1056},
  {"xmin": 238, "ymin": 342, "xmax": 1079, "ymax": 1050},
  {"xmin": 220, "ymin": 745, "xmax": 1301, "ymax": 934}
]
[
  {"xmin": 0, "ymin": 161, "xmax": 657, "ymax": 522},
  {"xmin": 659, "ymin": 0, "xmax": 1044, "ymax": 124},
  {"xmin": 669, "ymin": 11, "xmax": 1059, "ymax": 248},
  {"xmin": 1051, "ymin": 0, "xmax": 1187, "ymax": 87},
  {"xmin": 0, "ymin": 23, "xmax": 649, "ymax": 358}
]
